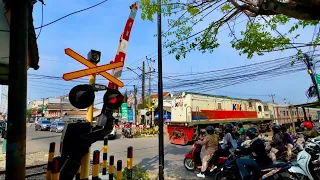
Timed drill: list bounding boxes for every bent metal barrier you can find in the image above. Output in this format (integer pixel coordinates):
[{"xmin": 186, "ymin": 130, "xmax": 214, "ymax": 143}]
[{"xmin": 45, "ymin": 137, "xmax": 134, "ymax": 180}]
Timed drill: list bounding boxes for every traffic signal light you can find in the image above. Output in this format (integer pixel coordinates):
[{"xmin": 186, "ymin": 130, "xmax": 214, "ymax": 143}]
[
  {"xmin": 69, "ymin": 84, "xmax": 95, "ymax": 109},
  {"xmin": 87, "ymin": 50, "xmax": 101, "ymax": 64},
  {"xmin": 102, "ymin": 88, "xmax": 124, "ymax": 110}
]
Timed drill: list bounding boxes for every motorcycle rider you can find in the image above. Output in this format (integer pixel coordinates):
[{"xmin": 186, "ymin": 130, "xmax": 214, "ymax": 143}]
[
  {"xmin": 212, "ymin": 123, "xmax": 237, "ymax": 165},
  {"xmin": 301, "ymin": 120, "xmax": 319, "ymax": 139},
  {"xmin": 268, "ymin": 125, "xmax": 286, "ymax": 162},
  {"xmin": 236, "ymin": 127, "xmax": 273, "ymax": 180},
  {"xmin": 235, "ymin": 121, "xmax": 245, "ymax": 144},
  {"xmin": 195, "ymin": 126, "xmax": 218, "ymax": 178},
  {"xmin": 281, "ymin": 125, "xmax": 294, "ymax": 160}
]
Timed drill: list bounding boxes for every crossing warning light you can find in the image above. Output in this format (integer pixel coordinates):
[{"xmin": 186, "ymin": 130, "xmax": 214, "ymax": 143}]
[
  {"xmin": 69, "ymin": 84, "xmax": 95, "ymax": 109},
  {"xmin": 103, "ymin": 88, "xmax": 124, "ymax": 110}
]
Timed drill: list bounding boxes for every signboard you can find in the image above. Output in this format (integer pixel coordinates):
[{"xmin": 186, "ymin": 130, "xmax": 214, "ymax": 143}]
[
  {"xmin": 121, "ymin": 103, "xmax": 128, "ymax": 122},
  {"xmin": 315, "ymin": 74, "xmax": 320, "ymax": 97},
  {"xmin": 62, "ymin": 48, "xmax": 124, "ymax": 87},
  {"xmin": 128, "ymin": 109, "xmax": 133, "ymax": 122}
]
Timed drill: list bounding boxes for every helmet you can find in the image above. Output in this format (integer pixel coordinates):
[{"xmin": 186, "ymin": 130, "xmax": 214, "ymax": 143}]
[
  {"xmin": 224, "ymin": 123, "xmax": 234, "ymax": 133},
  {"xmin": 281, "ymin": 125, "xmax": 287, "ymax": 132},
  {"xmin": 302, "ymin": 121, "xmax": 313, "ymax": 130},
  {"xmin": 247, "ymin": 127, "xmax": 259, "ymax": 139},
  {"xmin": 272, "ymin": 125, "xmax": 281, "ymax": 133},
  {"xmin": 206, "ymin": 126, "xmax": 214, "ymax": 135},
  {"xmin": 236, "ymin": 121, "xmax": 243, "ymax": 128}
]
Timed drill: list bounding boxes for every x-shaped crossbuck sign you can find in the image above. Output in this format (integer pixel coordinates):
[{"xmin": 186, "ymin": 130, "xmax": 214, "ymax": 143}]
[{"xmin": 62, "ymin": 48, "xmax": 124, "ymax": 87}]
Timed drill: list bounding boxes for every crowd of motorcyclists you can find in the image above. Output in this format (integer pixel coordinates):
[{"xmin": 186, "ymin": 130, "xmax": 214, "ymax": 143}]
[{"xmin": 194, "ymin": 120, "xmax": 319, "ymax": 179}]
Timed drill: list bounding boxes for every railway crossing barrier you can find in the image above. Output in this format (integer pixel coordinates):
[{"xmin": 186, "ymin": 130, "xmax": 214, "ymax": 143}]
[{"xmin": 46, "ymin": 137, "xmax": 135, "ymax": 180}]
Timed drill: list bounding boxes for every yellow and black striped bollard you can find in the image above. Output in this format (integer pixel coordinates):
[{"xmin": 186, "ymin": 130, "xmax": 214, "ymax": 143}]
[
  {"xmin": 108, "ymin": 155, "xmax": 114, "ymax": 180},
  {"xmin": 75, "ymin": 166, "xmax": 81, "ymax": 180},
  {"xmin": 102, "ymin": 137, "xmax": 108, "ymax": 175},
  {"xmin": 127, "ymin": 146, "xmax": 133, "ymax": 179},
  {"xmin": 46, "ymin": 142, "xmax": 55, "ymax": 180},
  {"xmin": 116, "ymin": 160, "xmax": 122, "ymax": 180},
  {"xmin": 51, "ymin": 156, "xmax": 61, "ymax": 180},
  {"xmin": 92, "ymin": 150, "xmax": 100, "ymax": 180}
]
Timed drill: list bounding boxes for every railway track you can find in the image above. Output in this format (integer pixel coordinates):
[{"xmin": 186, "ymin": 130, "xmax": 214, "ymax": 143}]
[{"xmin": 0, "ymin": 163, "xmax": 47, "ymax": 179}]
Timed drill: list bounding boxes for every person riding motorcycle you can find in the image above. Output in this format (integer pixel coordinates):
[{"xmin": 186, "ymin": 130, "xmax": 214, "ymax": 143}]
[
  {"xmin": 281, "ymin": 125, "xmax": 294, "ymax": 160},
  {"xmin": 235, "ymin": 121, "xmax": 245, "ymax": 144},
  {"xmin": 236, "ymin": 127, "xmax": 273, "ymax": 180},
  {"xmin": 212, "ymin": 123, "xmax": 237, "ymax": 165},
  {"xmin": 269, "ymin": 125, "xmax": 286, "ymax": 162},
  {"xmin": 195, "ymin": 126, "xmax": 218, "ymax": 178},
  {"xmin": 301, "ymin": 120, "xmax": 319, "ymax": 139}
]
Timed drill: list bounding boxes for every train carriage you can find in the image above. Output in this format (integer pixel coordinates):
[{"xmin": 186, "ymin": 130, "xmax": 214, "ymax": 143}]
[{"xmin": 167, "ymin": 92, "xmax": 274, "ymax": 145}]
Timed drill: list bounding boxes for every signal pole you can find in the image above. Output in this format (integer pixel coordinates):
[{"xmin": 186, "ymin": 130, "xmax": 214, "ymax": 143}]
[
  {"xmin": 157, "ymin": 0, "xmax": 165, "ymax": 179},
  {"xmin": 133, "ymin": 85, "xmax": 137, "ymax": 124},
  {"xmin": 6, "ymin": 0, "xmax": 30, "ymax": 179},
  {"xmin": 142, "ymin": 61, "xmax": 145, "ymax": 109}
]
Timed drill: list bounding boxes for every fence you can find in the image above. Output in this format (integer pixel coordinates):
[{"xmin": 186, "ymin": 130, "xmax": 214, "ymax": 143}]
[{"xmin": 45, "ymin": 137, "xmax": 134, "ymax": 180}]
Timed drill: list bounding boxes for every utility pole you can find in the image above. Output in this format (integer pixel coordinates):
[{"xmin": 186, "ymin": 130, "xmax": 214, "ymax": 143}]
[
  {"xmin": 142, "ymin": 61, "xmax": 145, "ymax": 109},
  {"xmin": 133, "ymin": 85, "xmax": 137, "ymax": 124},
  {"xmin": 42, "ymin": 98, "xmax": 45, "ymax": 113},
  {"xmin": 60, "ymin": 96, "xmax": 63, "ymax": 118},
  {"xmin": 157, "ymin": 0, "xmax": 165, "ymax": 179},
  {"xmin": 304, "ymin": 54, "xmax": 320, "ymax": 102},
  {"xmin": 269, "ymin": 94, "xmax": 275, "ymax": 103},
  {"xmin": 146, "ymin": 56, "xmax": 155, "ymax": 106},
  {"xmin": 6, "ymin": 0, "xmax": 30, "ymax": 179}
]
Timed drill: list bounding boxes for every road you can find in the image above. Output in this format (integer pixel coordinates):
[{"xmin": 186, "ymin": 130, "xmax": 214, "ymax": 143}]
[{"xmin": 25, "ymin": 126, "xmax": 211, "ymax": 179}]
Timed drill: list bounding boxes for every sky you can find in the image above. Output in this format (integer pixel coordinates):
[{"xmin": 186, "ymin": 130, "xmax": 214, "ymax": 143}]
[{"xmin": 4, "ymin": 0, "xmax": 319, "ymax": 109}]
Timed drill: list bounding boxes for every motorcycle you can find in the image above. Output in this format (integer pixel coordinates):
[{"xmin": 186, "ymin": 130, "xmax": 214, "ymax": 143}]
[
  {"xmin": 184, "ymin": 143, "xmax": 231, "ymax": 174},
  {"xmin": 122, "ymin": 127, "xmax": 133, "ymax": 138},
  {"xmin": 288, "ymin": 141, "xmax": 320, "ymax": 179},
  {"xmin": 214, "ymin": 145, "xmax": 293, "ymax": 180}
]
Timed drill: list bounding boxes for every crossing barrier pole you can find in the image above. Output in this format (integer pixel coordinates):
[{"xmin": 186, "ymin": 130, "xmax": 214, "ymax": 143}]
[
  {"xmin": 116, "ymin": 160, "xmax": 122, "ymax": 180},
  {"xmin": 51, "ymin": 156, "xmax": 61, "ymax": 180},
  {"xmin": 92, "ymin": 150, "xmax": 100, "ymax": 180},
  {"xmin": 108, "ymin": 155, "xmax": 114, "ymax": 180},
  {"xmin": 46, "ymin": 142, "xmax": 55, "ymax": 180},
  {"xmin": 127, "ymin": 146, "xmax": 133, "ymax": 179},
  {"xmin": 75, "ymin": 166, "xmax": 81, "ymax": 180},
  {"xmin": 102, "ymin": 137, "xmax": 108, "ymax": 175}
]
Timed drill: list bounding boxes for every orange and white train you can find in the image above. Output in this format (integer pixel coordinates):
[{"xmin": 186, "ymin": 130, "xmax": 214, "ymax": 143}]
[{"xmin": 166, "ymin": 92, "xmax": 320, "ymax": 145}]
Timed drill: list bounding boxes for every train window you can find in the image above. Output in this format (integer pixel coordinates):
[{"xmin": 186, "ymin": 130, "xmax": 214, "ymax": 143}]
[
  {"xmin": 249, "ymin": 102, "xmax": 252, "ymax": 108},
  {"xmin": 264, "ymin": 106, "xmax": 269, "ymax": 111},
  {"xmin": 258, "ymin": 106, "xmax": 262, "ymax": 112},
  {"xmin": 217, "ymin": 103, "xmax": 222, "ymax": 110}
]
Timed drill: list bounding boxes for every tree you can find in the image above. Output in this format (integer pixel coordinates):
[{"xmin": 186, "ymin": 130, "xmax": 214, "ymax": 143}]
[{"xmin": 140, "ymin": 0, "xmax": 320, "ymax": 60}]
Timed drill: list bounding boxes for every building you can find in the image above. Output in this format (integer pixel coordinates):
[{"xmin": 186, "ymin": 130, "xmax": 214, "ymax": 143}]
[
  {"xmin": 150, "ymin": 92, "xmax": 173, "ymax": 112},
  {"xmin": 28, "ymin": 99, "xmax": 49, "ymax": 109}
]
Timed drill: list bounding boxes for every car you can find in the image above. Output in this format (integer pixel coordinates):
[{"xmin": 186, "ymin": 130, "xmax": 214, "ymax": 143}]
[
  {"xmin": 35, "ymin": 120, "xmax": 51, "ymax": 131},
  {"xmin": 50, "ymin": 121, "xmax": 65, "ymax": 133}
]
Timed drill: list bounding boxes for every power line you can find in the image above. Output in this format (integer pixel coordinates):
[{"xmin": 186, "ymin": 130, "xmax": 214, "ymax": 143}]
[{"xmin": 34, "ymin": 0, "xmax": 109, "ymax": 29}]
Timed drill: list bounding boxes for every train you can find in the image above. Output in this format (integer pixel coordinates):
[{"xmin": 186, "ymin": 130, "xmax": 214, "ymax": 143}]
[{"xmin": 166, "ymin": 92, "xmax": 320, "ymax": 145}]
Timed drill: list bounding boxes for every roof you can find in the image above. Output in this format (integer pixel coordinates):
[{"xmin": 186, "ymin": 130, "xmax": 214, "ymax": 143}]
[
  {"xmin": 174, "ymin": 92, "xmax": 261, "ymax": 102},
  {"xmin": 151, "ymin": 92, "xmax": 170, "ymax": 99},
  {"xmin": 65, "ymin": 111, "xmax": 87, "ymax": 115},
  {"xmin": 0, "ymin": 2, "xmax": 40, "ymax": 85}
]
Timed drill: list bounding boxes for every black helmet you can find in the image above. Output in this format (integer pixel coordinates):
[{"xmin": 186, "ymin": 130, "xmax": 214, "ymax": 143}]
[
  {"xmin": 236, "ymin": 121, "xmax": 243, "ymax": 128},
  {"xmin": 247, "ymin": 127, "xmax": 259, "ymax": 139},
  {"xmin": 206, "ymin": 126, "xmax": 214, "ymax": 135},
  {"xmin": 272, "ymin": 125, "xmax": 281, "ymax": 133},
  {"xmin": 281, "ymin": 125, "xmax": 287, "ymax": 132},
  {"xmin": 224, "ymin": 123, "xmax": 234, "ymax": 133}
]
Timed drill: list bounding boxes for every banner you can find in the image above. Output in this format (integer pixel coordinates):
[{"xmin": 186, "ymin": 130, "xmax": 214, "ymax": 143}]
[
  {"xmin": 128, "ymin": 109, "xmax": 133, "ymax": 122},
  {"xmin": 121, "ymin": 103, "xmax": 128, "ymax": 122}
]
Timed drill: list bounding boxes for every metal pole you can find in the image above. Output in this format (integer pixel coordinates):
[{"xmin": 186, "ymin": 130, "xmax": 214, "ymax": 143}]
[
  {"xmin": 80, "ymin": 73, "xmax": 96, "ymax": 179},
  {"xmin": 304, "ymin": 54, "xmax": 320, "ymax": 101},
  {"xmin": 157, "ymin": 0, "xmax": 164, "ymax": 179},
  {"xmin": 133, "ymin": 85, "xmax": 137, "ymax": 124},
  {"xmin": 6, "ymin": 0, "xmax": 29, "ymax": 179},
  {"xmin": 60, "ymin": 96, "xmax": 63, "ymax": 118},
  {"xmin": 142, "ymin": 61, "xmax": 145, "ymax": 109},
  {"xmin": 42, "ymin": 98, "xmax": 45, "ymax": 113}
]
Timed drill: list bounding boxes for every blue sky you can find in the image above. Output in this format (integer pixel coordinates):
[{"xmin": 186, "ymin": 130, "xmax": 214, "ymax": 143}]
[{"xmin": 23, "ymin": 0, "xmax": 319, "ymax": 109}]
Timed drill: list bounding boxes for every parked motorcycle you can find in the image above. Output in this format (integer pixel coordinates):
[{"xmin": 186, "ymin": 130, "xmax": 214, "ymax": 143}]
[{"xmin": 288, "ymin": 140, "xmax": 320, "ymax": 179}]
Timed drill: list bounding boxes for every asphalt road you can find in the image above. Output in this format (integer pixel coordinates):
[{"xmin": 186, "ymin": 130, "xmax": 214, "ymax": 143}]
[{"xmin": 25, "ymin": 125, "xmax": 211, "ymax": 179}]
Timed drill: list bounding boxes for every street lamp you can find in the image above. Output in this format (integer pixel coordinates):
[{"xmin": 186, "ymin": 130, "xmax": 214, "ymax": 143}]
[{"xmin": 126, "ymin": 66, "xmax": 141, "ymax": 77}]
